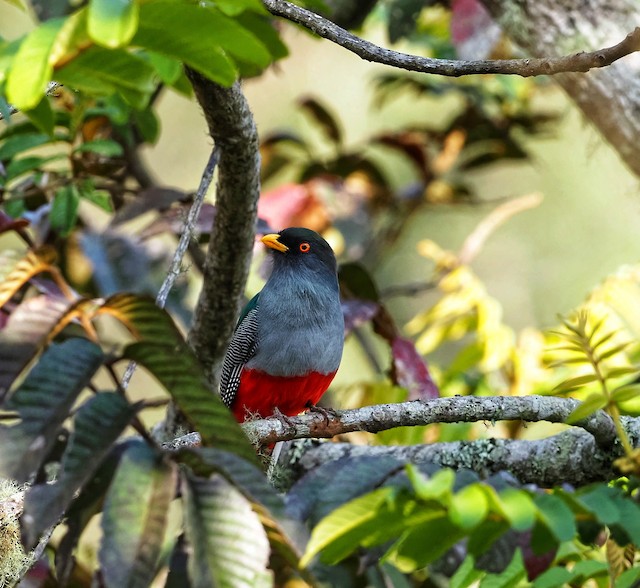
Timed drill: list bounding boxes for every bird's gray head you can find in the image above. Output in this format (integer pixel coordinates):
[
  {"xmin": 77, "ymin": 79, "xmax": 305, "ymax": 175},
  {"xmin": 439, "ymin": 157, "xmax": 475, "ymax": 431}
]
[{"xmin": 261, "ymin": 227, "xmax": 338, "ymax": 276}]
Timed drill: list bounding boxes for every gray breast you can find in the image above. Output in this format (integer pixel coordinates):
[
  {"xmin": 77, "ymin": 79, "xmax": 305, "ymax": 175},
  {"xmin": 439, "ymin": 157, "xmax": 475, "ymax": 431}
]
[{"xmin": 245, "ymin": 268, "xmax": 344, "ymax": 377}]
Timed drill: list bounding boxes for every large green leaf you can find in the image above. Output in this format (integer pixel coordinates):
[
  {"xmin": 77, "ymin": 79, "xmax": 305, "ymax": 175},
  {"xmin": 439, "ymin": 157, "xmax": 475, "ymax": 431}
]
[
  {"xmin": 183, "ymin": 473, "xmax": 272, "ymax": 588},
  {"xmin": 0, "ymin": 131, "xmax": 51, "ymax": 160},
  {"xmin": 0, "ymin": 296, "xmax": 74, "ymax": 396},
  {"xmin": 22, "ymin": 392, "xmax": 137, "ymax": 548},
  {"xmin": 300, "ymin": 487, "xmax": 396, "ymax": 567},
  {"xmin": 534, "ymin": 493, "xmax": 576, "ymax": 542},
  {"xmin": 0, "ymin": 338, "xmax": 103, "ymax": 481},
  {"xmin": 6, "ymin": 18, "xmax": 65, "ymax": 109},
  {"xmin": 55, "ymin": 46, "xmax": 156, "ymax": 109},
  {"xmin": 124, "ymin": 342, "xmax": 256, "ymax": 464},
  {"xmin": 100, "ymin": 442, "xmax": 177, "ymax": 588},
  {"xmin": 88, "ymin": 0, "xmax": 139, "ymax": 48},
  {"xmin": 134, "ymin": 2, "xmax": 272, "ymax": 85}
]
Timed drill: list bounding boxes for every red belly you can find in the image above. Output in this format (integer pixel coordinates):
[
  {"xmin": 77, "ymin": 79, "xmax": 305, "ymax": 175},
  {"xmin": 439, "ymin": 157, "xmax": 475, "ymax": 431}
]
[{"xmin": 231, "ymin": 369, "xmax": 337, "ymax": 422}]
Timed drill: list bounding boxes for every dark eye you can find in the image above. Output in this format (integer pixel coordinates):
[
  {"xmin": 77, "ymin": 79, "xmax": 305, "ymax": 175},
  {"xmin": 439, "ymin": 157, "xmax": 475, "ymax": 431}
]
[{"xmin": 299, "ymin": 242, "xmax": 311, "ymax": 253}]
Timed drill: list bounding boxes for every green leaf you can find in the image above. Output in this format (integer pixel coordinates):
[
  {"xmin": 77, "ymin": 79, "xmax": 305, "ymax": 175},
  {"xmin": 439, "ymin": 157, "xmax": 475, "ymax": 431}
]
[
  {"xmin": 385, "ymin": 516, "xmax": 466, "ymax": 572},
  {"xmin": 450, "ymin": 484, "xmax": 489, "ymax": 529},
  {"xmin": 532, "ymin": 566, "xmax": 572, "ymax": 588},
  {"xmin": 617, "ymin": 565, "xmax": 640, "ymax": 588},
  {"xmin": 134, "ymin": 2, "xmax": 273, "ymax": 84},
  {"xmin": 604, "ymin": 365, "xmax": 640, "ymax": 379},
  {"xmin": 23, "ymin": 392, "xmax": 137, "ymax": 548},
  {"xmin": 0, "ymin": 131, "xmax": 51, "ymax": 160},
  {"xmin": 596, "ymin": 341, "xmax": 632, "ymax": 362},
  {"xmin": 451, "ymin": 556, "xmax": 483, "ymax": 588},
  {"xmin": 183, "ymin": 473, "xmax": 272, "ymax": 588},
  {"xmin": 534, "ymin": 493, "xmax": 576, "ymax": 542},
  {"xmin": 50, "ymin": 184, "xmax": 80, "ymax": 236},
  {"xmin": 300, "ymin": 486, "xmax": 396, "ymax": 567},
  {"xmin": 131, "ymin": 107, "xmax": 160, "ymax": 143},
  {"xmin": 145, "ymin": 50, "xmax": 182, "ymax": 84},
  {"xmin": 498, "ymin": 488, "xmax": 536, "ymax": 531},
  {"xmin": 611, "ymin": 384, "xmax": 640, "ymax": 403},
  {"xmin": 565, "ymin": 393, "xmax": 608, "ymax": 424},
  {"xmin": 6, "ymin": 18, "xmax": 65, "ymax": 110},
  {"xmin": 55, "ymin": 46, "xmax": 156, "ymax": 109},
  {"xmin": 88, "ymin": 0, "xmax": 139, "ymax": 48},
  {"xmin": 236, "ymin": 12, "xmax": 288, "ymax": 61},
  {"xmin": 78, "ymin": 186, "xmax": 113, "ymax": 212},
  {"xmin": 551, "ymin": 373, "xmax": 598, "ymax": 394},
  {"xmin": 577, "ymin": 485, "xmax": 620, "ymax": 525},
  {"xmin": 0, "ymin": 338, "xmax": 104, "ymax": 482},
  {"xmin": 23, "ymin": 95, "xmax": 54, "ymax": 135},
  {"xmin": 407, "ymin": 465, "xmax": 455, "ymax": 502},
  {"xmin": 74, "ymin": 139, "xmax": 124, "ymax": 157},
  {"xmin": 213, "ymin": 0, "xmax": 265, "ymax": 16},
  {"xmin": 100, "ymin": 442, "xmax": 177, "ymax": 588}
]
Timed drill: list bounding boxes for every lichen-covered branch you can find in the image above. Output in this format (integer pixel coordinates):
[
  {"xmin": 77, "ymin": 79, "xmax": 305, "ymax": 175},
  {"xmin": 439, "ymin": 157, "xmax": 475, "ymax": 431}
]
[
  {"xmin": 262, "ymin": 0, "xmax": 640, "ymax": 77},
  {"xmin": 287, "ymin": 429, "xmax": 621, "ymax": 488},
  {"xmin": 184, "ymin": 73, "xmax": 261, "ymax": 388},
  {"xmin": 242, "ymin": 395, "xmax": 618, "ymax": 448}
]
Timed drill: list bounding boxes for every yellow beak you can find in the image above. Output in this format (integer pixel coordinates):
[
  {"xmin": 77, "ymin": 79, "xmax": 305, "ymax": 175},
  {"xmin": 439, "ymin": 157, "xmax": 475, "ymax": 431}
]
[{"xmin": 261, "ymin": 233, "xmax": 289, "ymax": 253}]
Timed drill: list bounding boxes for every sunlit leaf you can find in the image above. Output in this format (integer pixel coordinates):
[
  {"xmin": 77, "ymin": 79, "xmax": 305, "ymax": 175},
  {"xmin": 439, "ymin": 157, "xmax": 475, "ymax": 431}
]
[
  {"xmin": 300, "ymin": 486, "xmax": 395, "ymax": 567},
  {"xmin": 0, "ymin": 247, "xmax": 57, "ymax": 309},
  {"xmin": 183, "ymin": 473, "xmax": 272, "ymax": 588},
  {"xmin": 406, "ymin": 465, "xmax": 454, "ymax": 502},
  {"xmin": 88, "ymin": 0, "xmax": 139, "ymax": 48},
  {"xmin": 22, "ymin": 392, "xmax": 137, "ymax": 548},
  {"xmin": 551, "ymin": 373, "xmax": 598, "ymax": 394},
  {"xmin": 596, "ymin": 341, "xmax": 632, "ymax": 362},
  {"xmin": 611, "ymin": 384, "xmax": 640, "ymax": 404},
  {"xmin": 449, "ymin": 484, "xmax": 488, "ymax": 529},
  {"xmin": 499, "ymin": 489, "xmax": 536, "ymax": 531},
  {"xmin": 101, "ymin": 442, "xmax": 176, "ymax": 588},
  {"xmin": 565, "ymin": 393, "xmax": 608, "ymax": 424},
  {"xmin": 6, "ymin": 19, "xmax": 64, "ymax": 110},
  {"xmin": 74, "ymin": 138, "xmax": 124, "ymax": 157}
]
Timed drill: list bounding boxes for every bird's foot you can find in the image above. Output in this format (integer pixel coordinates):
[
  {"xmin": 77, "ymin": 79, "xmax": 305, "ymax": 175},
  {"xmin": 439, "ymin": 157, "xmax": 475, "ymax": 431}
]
[
  {"xmin": 272, "ymin": 407, "xmax": 295, "ymax": 430},
  {"xmin": 306, "ymin": 403, "xmax": 339, "ymax": 426}
]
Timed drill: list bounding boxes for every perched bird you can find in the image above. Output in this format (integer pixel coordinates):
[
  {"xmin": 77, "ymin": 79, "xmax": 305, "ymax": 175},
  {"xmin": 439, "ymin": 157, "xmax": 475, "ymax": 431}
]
[{"xmin": 220, "ymin": 227, "xmax": 344, "ymax": 422}]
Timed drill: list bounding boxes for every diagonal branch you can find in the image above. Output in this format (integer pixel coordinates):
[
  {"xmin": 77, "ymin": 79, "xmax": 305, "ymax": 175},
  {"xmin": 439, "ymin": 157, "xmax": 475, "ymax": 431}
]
[{"xmin": 262, "ymin": 0, "xmax": 640, "ymax": 77}]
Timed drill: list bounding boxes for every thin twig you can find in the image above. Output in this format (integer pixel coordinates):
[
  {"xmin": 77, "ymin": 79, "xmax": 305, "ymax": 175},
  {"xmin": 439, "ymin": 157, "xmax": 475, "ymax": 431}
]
[
  {"xmin": 262, "ymin": 0, "xmax": 640, "ymax": 78},
  {"xmin": 120, "ymin": 146, "xmax": 220, "ymax": 389}
]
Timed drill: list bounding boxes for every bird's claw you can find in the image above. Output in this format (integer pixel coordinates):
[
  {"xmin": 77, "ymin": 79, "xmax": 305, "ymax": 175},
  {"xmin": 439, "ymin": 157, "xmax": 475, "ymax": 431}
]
[
  {"xmin": 272, "ymin": 407, "xmax": 295, "ymax": 429},
  {"xmin": 306, "ymin": 403, "xmax": 339, "ymax": 426}
]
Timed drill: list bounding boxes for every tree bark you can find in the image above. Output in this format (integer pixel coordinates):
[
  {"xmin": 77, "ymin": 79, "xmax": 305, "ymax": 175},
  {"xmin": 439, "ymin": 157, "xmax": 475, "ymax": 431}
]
[{"xmin": 481, "ymin": 0, "xmax": 640, "ymax": 178}]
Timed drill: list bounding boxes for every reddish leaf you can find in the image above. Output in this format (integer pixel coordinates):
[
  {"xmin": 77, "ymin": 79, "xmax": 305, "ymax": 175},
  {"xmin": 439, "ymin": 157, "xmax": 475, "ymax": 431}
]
[
  {"xmin": 0, "ymin": 210, "xmax": 29, "ymax": 236},
  {"xmin": 450, "ymin": 0, "xmax": 501, "ymax": 60},
  {"xmin": 516, "ymin": 530, "xmax": 557, "ymax": 580},
  {"xmin": 391, "ymin": 337, "xmax": 439, "ymax": 400},
  {"xmin": 342, "ymin": 299, "xmax": 379, "ymax": 336},
  {"xmin": 258, "ymin": 182, "xmax": 329, "ymax": 233}
]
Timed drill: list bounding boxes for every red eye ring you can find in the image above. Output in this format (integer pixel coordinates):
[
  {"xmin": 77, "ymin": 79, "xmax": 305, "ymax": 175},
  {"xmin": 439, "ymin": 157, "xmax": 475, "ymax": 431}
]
[{"xmin": 299, "ymin": 242, "xmax": 311, "ymax": 253}]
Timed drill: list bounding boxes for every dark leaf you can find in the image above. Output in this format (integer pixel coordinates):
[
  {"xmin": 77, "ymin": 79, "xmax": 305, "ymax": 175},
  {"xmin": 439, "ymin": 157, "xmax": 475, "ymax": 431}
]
[
  {"xmin": 110, "ymin": 187, "xmax": 187, "ymax": 226},
  {"xmin": 391, "ymin": 336, "xmax": 439, "ymax": 400},
  {"xmin": 0, "ymin": 338, "xmax": 103, "ymax": 482},
  {"xmin": 100, "ymin": 442, "xmax": 177, "ymax": 588},
  {"xmin": 50, "ymin": 184, "xmax": 80, "ymax": 236},
  {"xmin": 386, "ymin": 0, "xmax": 424, "ymax": 43},
  {"xmin": 339, "ymin": 262, "xmax": 380, "ymax": 302},
  {"xmin": 298, "ymin": 97, "xmax": 343, "ymax": 145},
  {"xmin": 373, "ymin": 132, "xmax": 430, "ymax": 181},
  {"xmin": 123, "ymin": 341, "xmax": 257, "ymax": 465},
  {"xmin": 0, "ymin": 295, "xmax": 74, "ymax": 396},
  {"xmin": 341, "ymin": 299, "xmax": 379, "ymax": 336},
  {"xmin": 23, "ymin": 393, "xmax": 137, "ymax": 548}
]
